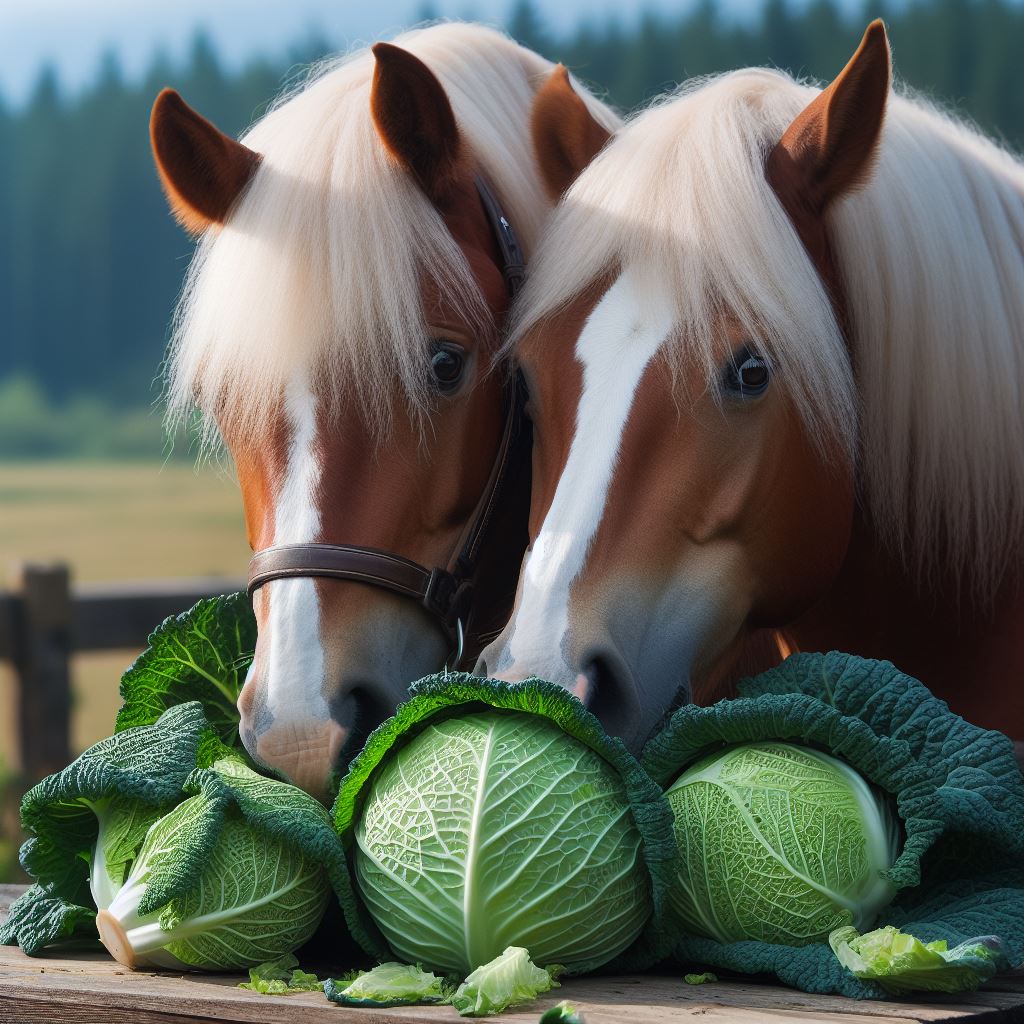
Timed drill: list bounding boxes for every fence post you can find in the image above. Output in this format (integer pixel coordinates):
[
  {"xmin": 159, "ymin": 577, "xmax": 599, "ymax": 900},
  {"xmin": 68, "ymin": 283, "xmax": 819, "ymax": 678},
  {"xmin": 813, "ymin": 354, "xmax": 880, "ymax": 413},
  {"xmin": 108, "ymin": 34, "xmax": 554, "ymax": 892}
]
[{"xmin": 11, "ymin": 563, "xmax": 72, "ymax": 784}]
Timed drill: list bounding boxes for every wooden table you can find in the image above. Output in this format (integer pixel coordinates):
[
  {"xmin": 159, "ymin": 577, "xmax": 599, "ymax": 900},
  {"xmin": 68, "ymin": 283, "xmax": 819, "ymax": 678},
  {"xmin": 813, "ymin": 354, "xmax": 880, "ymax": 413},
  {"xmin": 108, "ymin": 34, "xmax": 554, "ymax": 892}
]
[{"xmin": 2, "ymin": 886, "xmax": 1023, "ymax": 1024}]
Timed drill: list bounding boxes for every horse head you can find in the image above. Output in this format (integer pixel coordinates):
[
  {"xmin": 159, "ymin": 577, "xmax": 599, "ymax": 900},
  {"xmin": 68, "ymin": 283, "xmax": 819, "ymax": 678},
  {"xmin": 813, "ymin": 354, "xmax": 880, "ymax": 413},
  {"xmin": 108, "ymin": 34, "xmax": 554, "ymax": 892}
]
[
  {"xmin": 151, "ymin": 27, "xmax": 617, "ymax": 797},
  {"xmin": 480, "ymin": 25, "xmax": 893, "ymax": 751}
]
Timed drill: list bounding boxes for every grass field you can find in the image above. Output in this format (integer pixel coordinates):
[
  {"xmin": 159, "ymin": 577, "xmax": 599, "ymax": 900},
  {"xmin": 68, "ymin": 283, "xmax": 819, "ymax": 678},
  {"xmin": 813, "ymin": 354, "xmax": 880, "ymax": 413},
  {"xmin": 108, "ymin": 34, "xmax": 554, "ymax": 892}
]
[{"xmin": 0, "ymin": 459, "xmax": 252, "ymax": 762}]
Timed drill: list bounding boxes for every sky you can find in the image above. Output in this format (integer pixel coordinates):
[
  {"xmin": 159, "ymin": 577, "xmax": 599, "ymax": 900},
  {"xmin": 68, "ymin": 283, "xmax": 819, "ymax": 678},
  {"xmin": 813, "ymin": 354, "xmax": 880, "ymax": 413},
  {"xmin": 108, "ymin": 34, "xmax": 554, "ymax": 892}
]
[{"xmin": 0, "ymin": 0, "xmax": 767, "ymax": 106}]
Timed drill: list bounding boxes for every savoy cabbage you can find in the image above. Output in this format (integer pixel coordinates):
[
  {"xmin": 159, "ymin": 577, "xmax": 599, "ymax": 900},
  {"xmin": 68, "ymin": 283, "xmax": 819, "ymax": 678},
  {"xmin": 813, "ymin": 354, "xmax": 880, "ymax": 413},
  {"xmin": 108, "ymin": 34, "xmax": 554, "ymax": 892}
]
[
  {"xmin": 334, "ymin": 674, "xmax": 678, "ymax": 977},
  {"xmin": 97, "ymin": 760, "xmax": 330, "ymax": 969},
  {"xmin": 1, "ymin": 704, "xmax": 353, "ymax": 971},
  {"xmin": 641, "ymin": 652, "xmax": 1024, "ymax": 998},
  {"xmin": 665, "ymin": 742, "xmax": 898, "ymax": 945}
]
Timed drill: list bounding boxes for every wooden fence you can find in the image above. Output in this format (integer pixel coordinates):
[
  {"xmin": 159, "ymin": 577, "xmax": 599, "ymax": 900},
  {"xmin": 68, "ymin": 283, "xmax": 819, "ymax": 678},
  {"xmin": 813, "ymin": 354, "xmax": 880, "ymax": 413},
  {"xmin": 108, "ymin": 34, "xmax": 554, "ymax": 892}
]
[{"xmin": 0, "ymin": 564, "xmax": 245, "ymax": 786}]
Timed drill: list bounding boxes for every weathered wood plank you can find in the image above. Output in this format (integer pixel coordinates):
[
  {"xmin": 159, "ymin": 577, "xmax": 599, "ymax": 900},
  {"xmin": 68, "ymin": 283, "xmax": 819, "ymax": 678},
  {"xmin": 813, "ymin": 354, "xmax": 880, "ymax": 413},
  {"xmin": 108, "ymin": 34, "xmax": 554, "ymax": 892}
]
[{"xmin": 2, "ymin": 888, "xmax": 1023, "ymax": 1023}]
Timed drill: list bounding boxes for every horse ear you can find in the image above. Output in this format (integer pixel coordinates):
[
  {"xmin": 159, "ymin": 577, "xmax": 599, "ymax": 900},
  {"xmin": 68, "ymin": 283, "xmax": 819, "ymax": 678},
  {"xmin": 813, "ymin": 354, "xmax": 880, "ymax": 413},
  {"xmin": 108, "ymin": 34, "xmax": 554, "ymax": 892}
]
[
  {"xmin": 150, "ymin": 88, "xmax": 261, "ymax": 236},
  {"xmin": 766, "ymin": 20, "xmax": 891, "ymax": 217},
  {"xmin": 531, "ymin": 65, "xmax": 611, "ymax": 201},
  {"xmin": 370, "ymin": 42, "xmax": 462, "ymax": 202}
]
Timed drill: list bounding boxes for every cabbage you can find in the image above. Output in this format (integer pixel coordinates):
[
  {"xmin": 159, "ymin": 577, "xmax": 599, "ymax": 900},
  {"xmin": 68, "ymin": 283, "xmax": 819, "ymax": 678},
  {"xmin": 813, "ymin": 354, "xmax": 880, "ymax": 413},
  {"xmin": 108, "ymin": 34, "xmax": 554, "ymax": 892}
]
[
  {"xmin": 355, "ymin": 711, "xmax": 649, "ymax": 974},
  {"xmin": 96, "ymin": 760, "xmax": 331, "ymax": 969},
  {"xmin": 1, "ymin": 704, "xmax": 208, "ymax": 955},
  {"xmin": 665, "ymin": 742, "xmax": 898, "ymax": 945},
  {"xmin": 335, "ymin": 675, "xmax": 678, "ymax": 977},
  {"xmin": 0, "ymin": 704, "xmax": 354, "ymax": 970}
]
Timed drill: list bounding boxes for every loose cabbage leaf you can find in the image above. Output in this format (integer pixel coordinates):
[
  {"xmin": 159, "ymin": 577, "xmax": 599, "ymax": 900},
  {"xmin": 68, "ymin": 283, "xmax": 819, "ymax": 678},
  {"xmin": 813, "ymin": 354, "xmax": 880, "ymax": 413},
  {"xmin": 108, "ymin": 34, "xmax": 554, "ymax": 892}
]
[
  {"xmin": 0, "ymin": 703, "xmax": 207, "ymax": 955},
  {"xmin": 684, "ymin": 973, "xmax": 718, "ymax": 985},
  {"xmin": 98, "ymin": 758, "xmax": 345, "ymax": 969},
  {"xmin": 334, "ymin": 673, "xmax": 677, "ymax": 975},
  {"xmin": 540, "ymin": 1000, "xmax": 586, "ymax": 1023},
  {"xmin": 451, "ymin": 946, "xmax": 560, "ymax": 1017},
  {"xmin": 115, "ymin": 592, "xmax": 255, "ymax": 753},
  {"xmin": 642, "ymin": 652, "xmax": 1024, "ymax": 998},
  {"xmin": 239, "ymin": 954, "xmax": 323, "ymax": 994},
  {"xmin": 829, "ymin": 925, "xmax": 1007, "ymax": 994},
  {"xmin": 324, "ymin": 962, "xmax": 449, "ymax": 1007}
]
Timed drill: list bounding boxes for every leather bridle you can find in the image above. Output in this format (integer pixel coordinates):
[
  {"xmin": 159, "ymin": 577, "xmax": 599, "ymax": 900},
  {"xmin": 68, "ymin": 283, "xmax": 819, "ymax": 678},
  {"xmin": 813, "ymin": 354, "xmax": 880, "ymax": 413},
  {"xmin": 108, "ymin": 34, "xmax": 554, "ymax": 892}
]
[{"xmin": 246, "ymin": 176, "xmax": 528, "ymax": 662}]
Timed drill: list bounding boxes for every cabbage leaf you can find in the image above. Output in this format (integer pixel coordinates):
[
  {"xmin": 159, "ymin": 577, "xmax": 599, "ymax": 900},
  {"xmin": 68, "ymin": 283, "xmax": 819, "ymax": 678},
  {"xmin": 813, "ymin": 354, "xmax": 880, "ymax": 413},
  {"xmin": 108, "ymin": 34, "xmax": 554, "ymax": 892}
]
[
  {"xmin": 239, "ymin": 954, "xmax": 323, "ymax": 994},
  {"xmin": 115, "ymin": 592, "xmax": 255, "ymax": 754},
  {"xmin": 323, "ymin": 962, "xmax": 449, "ymax": 1007},
  {"xmin": 829, "ymin": 925, "xmax": 1007, "ymax": 994},
  {"xmin": 540, "ymin": 1000, "xmax": 586, "ymax": 1023},
  {"xmin": 451, "ymin": 946, "xmax": 561, "ymax": 1017}
]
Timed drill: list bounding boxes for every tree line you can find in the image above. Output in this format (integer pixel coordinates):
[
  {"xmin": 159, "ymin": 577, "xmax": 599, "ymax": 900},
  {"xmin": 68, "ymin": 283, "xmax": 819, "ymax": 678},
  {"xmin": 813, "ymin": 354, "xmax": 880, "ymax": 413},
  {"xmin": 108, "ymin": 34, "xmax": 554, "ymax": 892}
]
[{"xmin": 0, "ymin": 0, "xmax": 1021, "ymax": 457}]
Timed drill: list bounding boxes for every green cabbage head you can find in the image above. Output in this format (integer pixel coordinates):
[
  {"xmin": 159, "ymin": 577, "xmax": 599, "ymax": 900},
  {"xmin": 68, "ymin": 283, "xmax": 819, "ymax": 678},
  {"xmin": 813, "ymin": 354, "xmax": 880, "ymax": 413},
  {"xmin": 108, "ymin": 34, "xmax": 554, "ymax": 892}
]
[
  {"xmin": 96, "ymin": 761, "xmax": 331, "ymax": 970},
  {"xmin": 354, "ymin": 710, "xmax": 651, "ymax": 975},
  {"xmin": 665, "ymin": 742, "xmax": 899, "ymax": 945}
]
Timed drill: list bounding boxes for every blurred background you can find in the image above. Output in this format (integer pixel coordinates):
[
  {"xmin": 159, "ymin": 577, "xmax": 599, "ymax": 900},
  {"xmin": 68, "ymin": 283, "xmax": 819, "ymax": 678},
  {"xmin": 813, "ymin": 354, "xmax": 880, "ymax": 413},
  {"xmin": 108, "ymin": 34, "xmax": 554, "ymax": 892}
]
[{"xmin": 0, "ymin": 0, "xmax": 1021, "ymax": 880}]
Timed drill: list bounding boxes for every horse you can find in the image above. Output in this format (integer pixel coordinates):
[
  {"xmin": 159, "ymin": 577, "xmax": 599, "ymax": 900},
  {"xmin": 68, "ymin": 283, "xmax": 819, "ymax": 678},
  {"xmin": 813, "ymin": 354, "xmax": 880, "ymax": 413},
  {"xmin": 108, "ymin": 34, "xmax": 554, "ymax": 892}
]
[
  {"xmin": 150, "ymin": 23, "xmax": 619, "ymax": 797},
  {"xmin": 478, "ymin": 22, "xmax": 1024, "ymax": 757}
]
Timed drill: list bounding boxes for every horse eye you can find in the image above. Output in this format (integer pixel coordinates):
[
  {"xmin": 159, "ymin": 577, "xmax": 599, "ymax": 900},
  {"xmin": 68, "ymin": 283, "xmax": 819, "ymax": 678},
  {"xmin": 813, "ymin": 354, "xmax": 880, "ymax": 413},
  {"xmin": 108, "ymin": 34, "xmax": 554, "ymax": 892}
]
[
  {"xmin": 723, "ymin": 345, "xmax": 771, "ymax": 398},
  {"xmin": 429, "ymin": 341, "xmax": 466, "ymax": 394}
]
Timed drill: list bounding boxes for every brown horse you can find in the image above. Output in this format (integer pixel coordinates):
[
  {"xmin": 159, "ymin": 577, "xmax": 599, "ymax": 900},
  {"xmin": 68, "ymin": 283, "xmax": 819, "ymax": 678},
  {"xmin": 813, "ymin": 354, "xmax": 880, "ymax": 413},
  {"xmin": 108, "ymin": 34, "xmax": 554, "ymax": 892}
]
[
  {"xmin": 150, "ymin": 24, "xmax": 618, "ymax": 796},
  {"xmin": 479, "ymin": 22, "xmax": 1024, "ymax": 756}
]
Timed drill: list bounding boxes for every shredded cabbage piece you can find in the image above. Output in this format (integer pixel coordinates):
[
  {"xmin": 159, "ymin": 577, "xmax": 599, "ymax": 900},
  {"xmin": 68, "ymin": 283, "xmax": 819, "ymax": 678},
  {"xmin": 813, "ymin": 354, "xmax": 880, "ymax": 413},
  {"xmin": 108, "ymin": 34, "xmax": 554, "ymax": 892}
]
[
  {"xmin": 684, "ymin": 972, "xmax": 718, "ymax": 984},
  {"xmin": 238, "ymin": 953, "xmax": 322, "ymax": 994},
  {"xmin": 539, "ymin": 999, "xmax": 585, "ymax": 1022},
  {"xmin": 829, "ymin": 925, "xmax": 1008, "ymax": 993}
]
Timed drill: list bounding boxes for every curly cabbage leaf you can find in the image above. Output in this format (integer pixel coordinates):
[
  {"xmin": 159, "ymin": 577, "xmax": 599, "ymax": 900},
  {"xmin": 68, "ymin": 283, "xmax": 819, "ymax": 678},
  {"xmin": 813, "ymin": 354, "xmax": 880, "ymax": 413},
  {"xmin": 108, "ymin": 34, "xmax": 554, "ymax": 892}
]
[
  {"xmin": 0, "ymin": 703, "xmax": 207, "ymax": 955},
  {"xmin": 829, "ymin": 925, "xmax": 1007, "ymax": 994},
  {"xmin": 355, "ymin": 711, "xmax": 650, "ymax": 975},
  {"xmin": 324, "ymin": 962, "xmax": 449, "ymax": 1007},
  {"xmin": 95, "ymin": 759, "xmax": 336, "ymax": 970},
  {"xmin": 665, "ymin": 743, "xmax": 898, "ymax": 945},
  {"xmin": 451, "ymin": 946, "xmax": 561, "ymax": 1017},
  {"xmin": 115, "ymin": 593, "xmax": 255, "ymax": 753},
  {"xmin": 336, "ymin": 674, "xmax": 676, "ymax": 975},
  {"xmin": 684, "ymin": 972, "xmax": 718, "ymax": 985}
]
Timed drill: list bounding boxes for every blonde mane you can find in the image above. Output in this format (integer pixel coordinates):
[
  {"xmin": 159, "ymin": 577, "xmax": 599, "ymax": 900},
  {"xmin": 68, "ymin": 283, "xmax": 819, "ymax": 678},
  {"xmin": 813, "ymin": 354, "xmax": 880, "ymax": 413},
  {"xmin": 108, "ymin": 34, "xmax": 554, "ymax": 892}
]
[
  {"xmin": 165, "ymin": 22, "xmax": 618, "ymax": 443},
  {"xmin": 513, "ymin": 68, "xmax": 1024, "ymax": 594}
]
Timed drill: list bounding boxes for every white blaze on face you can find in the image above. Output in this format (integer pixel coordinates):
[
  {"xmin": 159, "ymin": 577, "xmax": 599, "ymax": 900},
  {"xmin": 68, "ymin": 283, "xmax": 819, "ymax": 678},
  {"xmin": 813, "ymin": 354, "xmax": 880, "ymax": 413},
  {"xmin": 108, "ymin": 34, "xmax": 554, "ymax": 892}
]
[
  {"xmin": 494, "ymin": 268, "xmax": 676, "ymax": 683},
  {"xmin": 260, "ymin": 374, "xmax": 328, "ymax": 723}
]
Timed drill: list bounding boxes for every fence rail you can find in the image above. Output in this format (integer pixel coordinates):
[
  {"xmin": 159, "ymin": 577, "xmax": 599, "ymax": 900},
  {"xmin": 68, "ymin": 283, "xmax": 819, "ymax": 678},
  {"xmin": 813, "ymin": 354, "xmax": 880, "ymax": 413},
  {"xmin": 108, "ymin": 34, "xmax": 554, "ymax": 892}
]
[{"xmin": 0, "ymin": 564, "xmax": 245, "ymax": 786}]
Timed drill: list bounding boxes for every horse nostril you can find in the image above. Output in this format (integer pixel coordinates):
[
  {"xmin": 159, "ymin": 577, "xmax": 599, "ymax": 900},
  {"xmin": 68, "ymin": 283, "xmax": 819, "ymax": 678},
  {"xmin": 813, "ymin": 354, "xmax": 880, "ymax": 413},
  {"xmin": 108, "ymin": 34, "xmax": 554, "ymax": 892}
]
[
  {"xmin": 578, "ymin": 653, "xmax": 644, "ymax": 752},
  {"xmin": 330, "ymin": 685, "xmax": 396, "ymax": 763}
]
